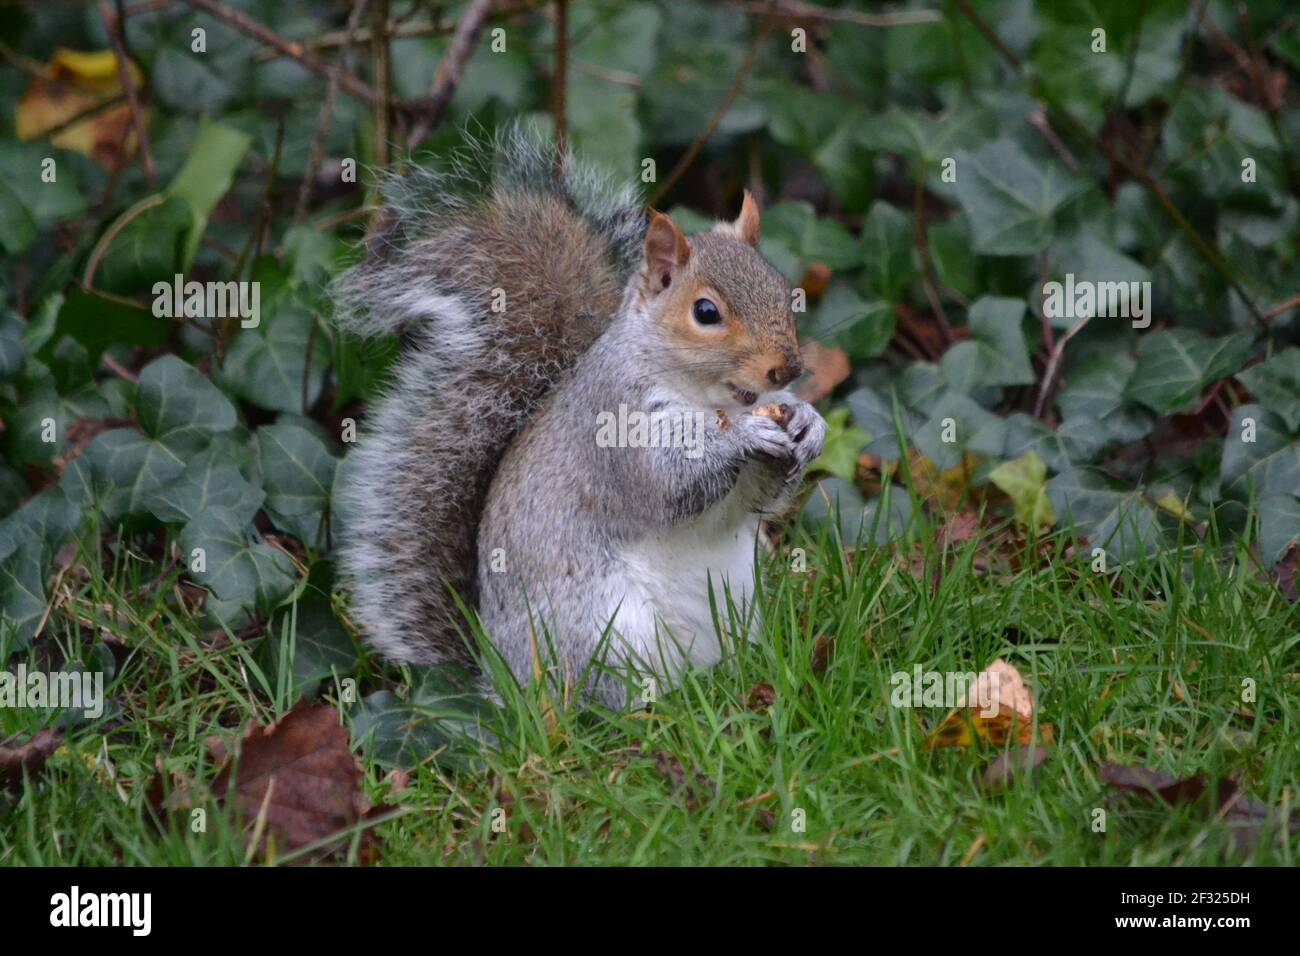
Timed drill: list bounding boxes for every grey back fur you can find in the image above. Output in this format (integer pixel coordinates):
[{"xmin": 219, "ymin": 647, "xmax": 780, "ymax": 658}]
[{"xmin": 332, "ymin": 124, "xmax": 645, "ymax": 666}]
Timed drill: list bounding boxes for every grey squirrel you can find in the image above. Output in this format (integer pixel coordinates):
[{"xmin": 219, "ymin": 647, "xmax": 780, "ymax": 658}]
[{"xmin": 333, "ymin": 126, "xmax": 826, "ymax": 708}]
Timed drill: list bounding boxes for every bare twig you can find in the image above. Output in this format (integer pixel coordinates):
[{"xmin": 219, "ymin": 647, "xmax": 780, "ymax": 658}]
[
  {"xmin": 183, "ymin": 0, "xmax": 379, "ymax": 105},
  {"xmin": 1037, "ymin": 249, "xmax": 1053, "ymax": 356},
  {"xmin": 251, "ymin": 0, "xmax": 550, "ymax": 61},
  {"xmin": 1233, "ymin": 4, "xmax": 1300, "ymax": 195},
  {"xmin": 1028, "ymin": 103, "xmax": 1080, "ymax": 172},
  {"xmin": 83, "ymin": 193, "xmax": 167, "ymax": 289},
  {"xmin": 0, "ymin": 40, "xmax": 64, "ymax": 85},
  {"xmin": 1112, "ymin": 0, "xmax": 1147, "ymax": 113},
  {"xmin": 102, "ymin": 353, "xmax": 139, "ymax": 383},
  {"xmin": 912, "ymin": 175, "xmax": 952, "ymax": 344},
  {"xmin": 301, "ymin": 308, "xmax": 320, "ymax": 415},
  {"xmin": 294, "ymin": 0, "xmax": 369, "ymax": 223},
  {"xmin": 407, "ymin": 0, "xmax": 495, "ymax": 146},
  {"xmin": 726, "ymin": 0, "xmax": 941, "ymax": 27},
  {"xmin": 553, "ymin": 0, "xmax": 568, "ymax": 169},
  {"xmin": 372, "ymin": 0, "xmax": 392, "ymax": 169},
  {"xmin": 648, "ymin": 1, "xmax": 780, "ymax": 206},
  {"xmin": 1139, "ymin": 0, "xmax": 1211, "ymax": 166},
  {"xmin": 99, "ymin": 0, "xmax": 156, "ymax": 184},
  {"xmin": 1034, "ymin": 316, "xmax": 1091, "ymax": 419},
  {"xmin": 573, "ymin": 60, "xmax": 640, "ymax": 87},
  {"xmin": 1263, "ymin": 293, "xmax": 1300, "ymax": 322}
]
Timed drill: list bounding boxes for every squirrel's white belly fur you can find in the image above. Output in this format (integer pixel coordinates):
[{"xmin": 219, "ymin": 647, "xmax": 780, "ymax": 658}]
[{"xmin": 607, "ymin": 500, "xmax": 763, "ymax": 677}]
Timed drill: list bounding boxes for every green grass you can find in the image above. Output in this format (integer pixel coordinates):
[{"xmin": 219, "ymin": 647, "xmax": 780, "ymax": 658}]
[{"xmin": 2, "ymin": 511, "xmax": 1297, "ymax": 866}]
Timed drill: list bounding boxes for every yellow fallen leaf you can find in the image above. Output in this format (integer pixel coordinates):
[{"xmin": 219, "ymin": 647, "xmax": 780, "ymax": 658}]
[
  {"xmin": 988, "ymin": 450, "xmax": 1056, "ymax": 534},
  {"xmin": 1154, "ymin": 491, "xmax": 1192, "ymax": 520},
  {"xmin": 884, "ymin": 450, "xmax": 981, "ymax": 511},
  {"xmin": 15, "ymin": 48, "xmax": 144, "ymax": 172},
  {"xmin": 924, "ymin": 658, "xmax": 1053, "ymax": 749}
]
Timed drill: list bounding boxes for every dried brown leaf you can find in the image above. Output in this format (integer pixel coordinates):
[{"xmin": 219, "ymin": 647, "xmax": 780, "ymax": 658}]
[{"xmin": 0, "ymin": 729, "xmax": 60, "ymax": 792}]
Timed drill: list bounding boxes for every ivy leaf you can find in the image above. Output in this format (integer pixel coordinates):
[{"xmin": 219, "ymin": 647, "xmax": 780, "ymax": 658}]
[
  {"xmin": 0, "ymin": 489, "xmax": 80, "ymax": 649},
  {"xmin": 998, "ymin": 413, "xmax": 1107, "ymax": 472},
  {"xmin": 72, "ymin": 430, "xmax": 188, "ymax": 522},
  {"xmin": 254, "ymin": 422, "xmax": 338, "ymax": 550},
  {"xmin": 928, "ymin": 214, "xmax": 983, "ymax": 299},
  {"xmin": 351, "ymin": 665, "xmax": 493, "ymax": 769},
  {"xmin": 0, "ymin": 465, "xmax": 26, "ymax": 519},
  {"xmin": 1047, "ymin": 467, "xmax": 1165, "ymax": 562},
  {"xmin": 67, "ymin": 356, "xmax": 236, "ymax": 520},
  {"xmin": 989, "ymin": 451, "xmax": 1056, "ymax": 534},
  {"xmin": 859, "ymin": 105, "xmax": 997, "ymax": 171},
  {"xmin": 801, "ymin": 477, "xmax": 912, "ymax": 545},
  {"xmin": 1046, "ymin": 230, "xmax": 1152, "ymax": 330},
  {"xmin": 915, "ymin": 390, "xmax": 1005, "ymax": 470},
  {"xmin": 261, "ymin": 562, "xmax": 357, "ymax": 697},
  {"xmin": 0, "ymin": 311, "xmax": 25, "ymax": 381},
  {"xmin": 138, "ymin": 354, "xmax": 237, "ymax": 454},
  {"xmin": 1219, "ymin": 405, "xmax": 1300, "ymax": 503},
  {"xmin": 167, "ymin": 119, "xmax": 251, "ymax": 268},
  {"xmin": 1056, "ymin": 353, "xmax": 1156, "ymax": 445},
  {"xmin": 1126, "ymin": 330, "xmax": 1254, "ymax": 415},
  {"xmin": 859, "ymin": 201, "xmax": 915, "ymax": 302},
  {"xmin": 808, "ymin": 408, "xmax": 869, "ymax": 481},
  {"xmin": 144, "ymin": 444, "xmax": 263, "ymax": 526},
  {"xmin": 39, "ymin": 288, "xmax": 170, "ymax": 365},
  {"xmin": 807, "ymin": 282, "xmax": 894, "ymax": 361},
  {"xmin": 1237, "ymin": 348, "xmax": 1300, "ymax": 432},
  {"xmin": 179, "ymin": 506, "xmax": 296, "ymax": 620},
  {"xmin": 0, "ymin": 179, "xmax": 36, "ymax": 254},
  {"xmin": 947, "ymin": 141, "xmax": 1087, "ymax": 256},
  {"xmin": 0, "ymin": 144, "xmax": 87, "ymax": 254},
  {"xmin": 940, "ymin": 296, "xmax": 1034, "ymax": 392},
  {"xmin": 1258, "ymin": 494, "xmax": 1300, "ymax": 569},
  {"xmin": 94, "ymin": 195, "xmax": 191, "ymax": 294},
  {"xmin": 218, "ymin": 293, "xmax": 327, "ymax": 414},
  {"xmin": 845, "ymin": 385, "xmax": 924, "ymax": 463}
]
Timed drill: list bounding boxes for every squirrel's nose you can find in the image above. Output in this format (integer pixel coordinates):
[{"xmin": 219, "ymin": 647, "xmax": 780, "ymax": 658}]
[{"xmin": 766, "ymin": 358, "xmax": 802, "ymax": 387}]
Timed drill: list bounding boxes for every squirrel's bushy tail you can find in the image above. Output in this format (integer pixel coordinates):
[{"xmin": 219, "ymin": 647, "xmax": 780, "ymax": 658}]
[{"xmin": 333, "ymin": 123, "xmax": 644, "ymax": 667}]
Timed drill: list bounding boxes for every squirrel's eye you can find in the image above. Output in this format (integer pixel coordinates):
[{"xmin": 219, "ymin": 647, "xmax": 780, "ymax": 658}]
[{"xmin": 692, "ymin": 298, "xmax": 721, "ymax": 326}]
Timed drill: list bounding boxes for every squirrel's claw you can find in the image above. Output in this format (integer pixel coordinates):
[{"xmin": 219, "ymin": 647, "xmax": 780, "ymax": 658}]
[{"xmin": 784, "ymin": 402, "xmax": 826, "ymax": 480}]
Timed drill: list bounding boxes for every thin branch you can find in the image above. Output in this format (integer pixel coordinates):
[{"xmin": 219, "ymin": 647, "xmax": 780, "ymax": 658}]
[
  {"xmin": 1037, "ymin": 249, "xmax": 1053, "ymax": 356},
  {"xmin": 102, "ymin": 353, "xmax": 139, "ymax": 383},
  {"xmin": 1034, "ymin": 316, "xmax": 1091, "ymax": 419},
  {"xmin": 553, "ymin": 0, "xmax": 568, "ymax": 169},
  {"xmin": 912, "ymin": 174, "xmax": 952, "ymax": 344},
  {"xmin": 1027, "ymin": 104, "xmax": 1081, "ymax": 172},
  {"xmin": 407, "ymin": 0, "xmax": 495, "ymax": 146},
  {"xmin": 1263, "ymin": 293, "xmax": 1300, "ymax": 322},
  {"xmin": 573, "ymin": 60, "xmax": 640, "ymax": 87},
  {"xmin": 725, "ymin": 0, "xmax": 941, "ymax": 28},
  {"xmin": 372, "ymin": 0, "xmax": 392, "ymax": 169},
  {"xmin": 83, "ymin": 193, "xmax": 167, "ymax": 289},
  {"xmin": 648, "ymin": 1, "xmax": 779, "ymax": 207},
  {"xmin": 251, "ymin": 0, "xmax": 550, "ymax": 61},
  {"xmin": 99, "ymin": 0, "xmax": 156, "ymax": 185},
  {"xmin": 183, "ymin": 0, "xmax": 379, "ymax": 105},
  {"xmin": 302, "ymin": 307, "xmax": 320, "ymax": 416},
  {"xmin": 294, "ymin": 0, "xmax": 369, "ymax": 223},
  {"xmin": 1112, "ymin": 0, "xmax": 1147, "ymax": 113}
]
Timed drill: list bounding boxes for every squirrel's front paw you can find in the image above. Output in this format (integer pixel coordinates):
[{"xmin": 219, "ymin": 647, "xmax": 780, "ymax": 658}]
[
  {"xmin": 784, "ymin": 402, "xmax": 826, "ymax": 479},
  {"xmin": 734, "ymin": 412, "xmax": 796, "ymax": 464}
]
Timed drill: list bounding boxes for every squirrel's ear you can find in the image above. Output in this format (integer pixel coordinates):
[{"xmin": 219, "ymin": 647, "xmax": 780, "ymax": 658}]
[
  {"xmin": 643, "ymin": 211, "xmax": 690, "ymax": 295},
  {"xmin": 734, "ymin": 190, "xmax": 760, "ymax": 246}
]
